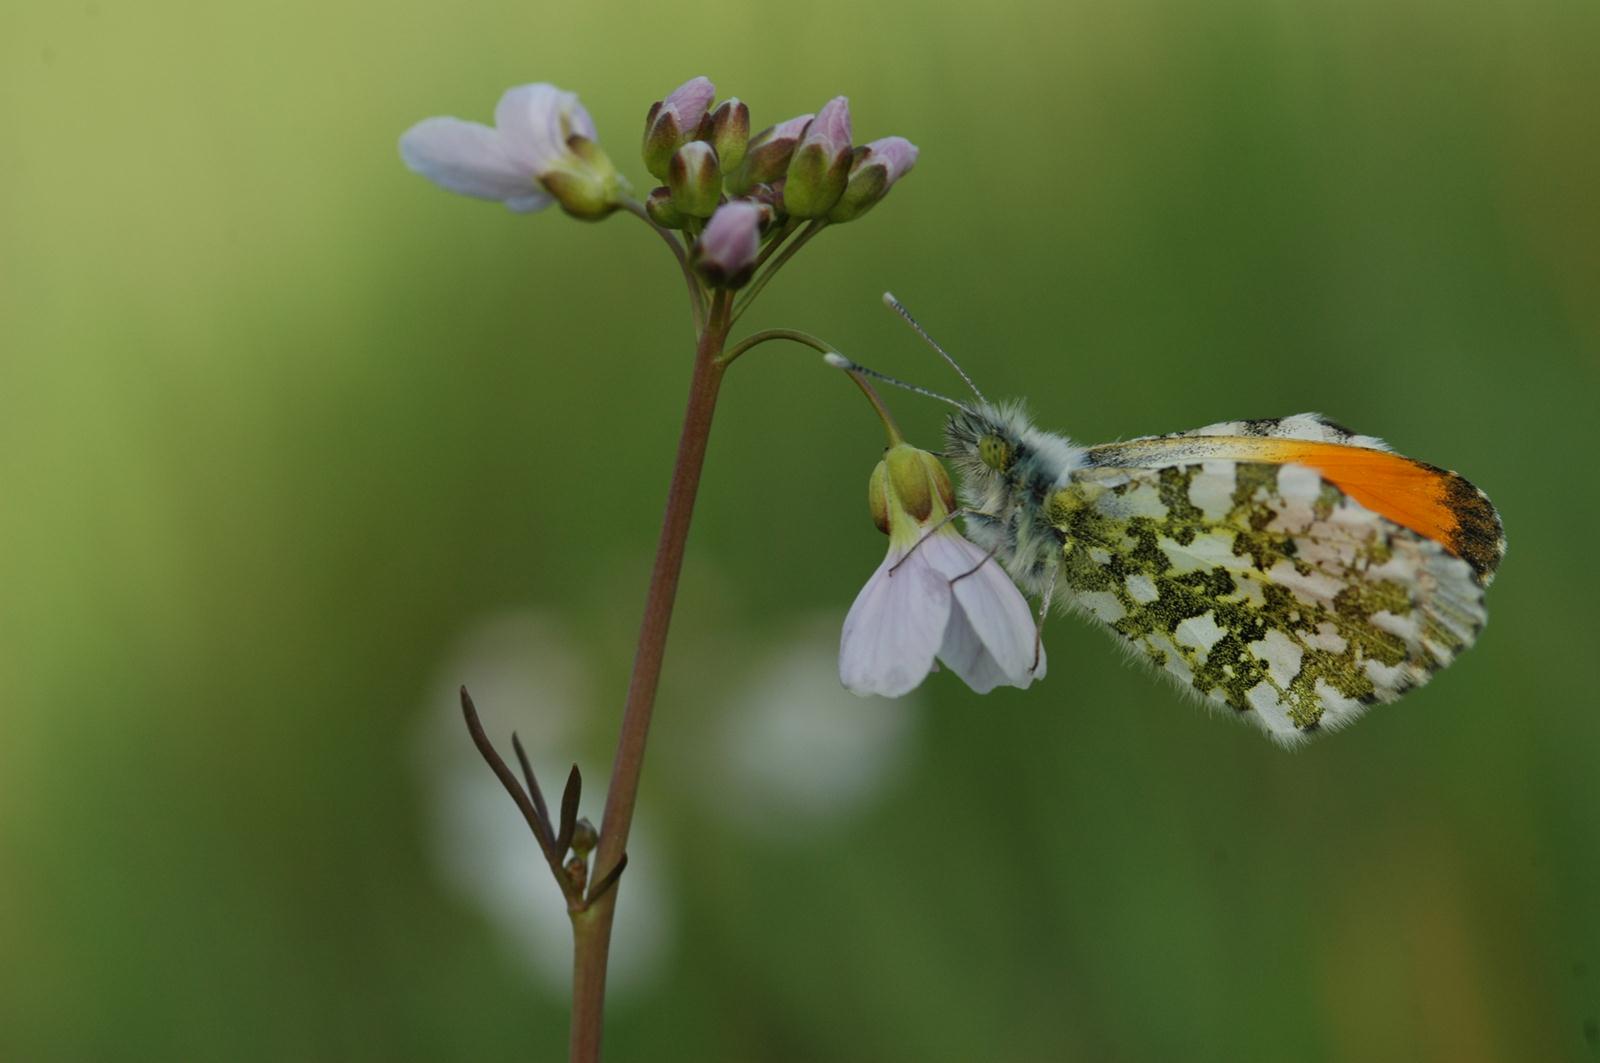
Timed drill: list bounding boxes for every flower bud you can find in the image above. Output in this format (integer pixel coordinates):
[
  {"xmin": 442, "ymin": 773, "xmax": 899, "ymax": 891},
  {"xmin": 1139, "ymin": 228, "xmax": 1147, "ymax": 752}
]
[
  {"xmin": 869, "ymin": 460, "xmax": 891, "ymax": 534},
  {"xmin": 571, "ymin": 817, "xmax": 599, "ymax": 857},
  {"xmin": 827, "ymin": 136, "xmax": 918, "ymax": 223},
  {"xmin": 707, "ymin": 98, "xmax": 750, "ymax": 173},
  {"xmin": 783, "ymin": 96, "xmax": 852, "ymax": 218},
  {"xmin": 645, "ymin": 185, "xmax": 685, "ymax": 229},
  {"xmin": 726, "ymin": 113, "xmax": 812, "ymax": 194},
  {"xmin": 642, "ymin": 75, "xmax": 716, "ymax": 180},
  {"xmin": 668, "ymin": 140, "xmax": 722, "ymax": 218},
  {"xmin": 539, "ymin": 134, "xmax": 624, "ymax": 219},
  {"xmin": 691, "ymin": 200, "xmax": 762, "ymax": 289},
  {"xmin": 882, "ymin": 444, "xmax": 954, "ymax": 523}
]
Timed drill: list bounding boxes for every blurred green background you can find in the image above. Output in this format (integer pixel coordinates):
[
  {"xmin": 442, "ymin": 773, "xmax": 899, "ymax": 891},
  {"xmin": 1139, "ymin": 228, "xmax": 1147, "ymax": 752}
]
[{"xmin": 4, "ymin": 0, "xmax": 1598, "ymax": 1059}]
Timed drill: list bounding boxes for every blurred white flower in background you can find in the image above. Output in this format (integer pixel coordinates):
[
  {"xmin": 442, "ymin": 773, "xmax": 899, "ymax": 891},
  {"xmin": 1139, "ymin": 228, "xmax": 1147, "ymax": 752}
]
[
  {"xmin": 415, "ymin": 610, "xmax": 672, "ymax": 1001},
  {"xmin": 704, "ymin": 614, "xmax": 919, "ymax": 837}
]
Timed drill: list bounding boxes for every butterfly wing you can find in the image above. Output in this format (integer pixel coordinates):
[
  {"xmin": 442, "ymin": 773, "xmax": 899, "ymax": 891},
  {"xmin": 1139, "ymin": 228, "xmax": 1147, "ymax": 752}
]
[{"xmin": 1050, "ymin": 416, "xmax": 1503, "ymax": 743}]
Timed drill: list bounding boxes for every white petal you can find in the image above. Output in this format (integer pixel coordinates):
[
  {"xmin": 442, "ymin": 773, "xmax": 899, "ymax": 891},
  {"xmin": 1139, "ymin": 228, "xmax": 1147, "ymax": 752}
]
[
  {"xmin": 920, "ymin": 531, "xmax": 1045, "ymax": 689},
  {"xmin": 400, "ymin": 117, "xmax": 551, "ymax": 208},
  {"xmin": 566, "ymin": 97, "xmax": 598, "ymax": 142},
  {"xmin": 495, "ymin": 83, "xmax": 590, "ymax": 175},
  {"xmin": 503, "ymin": 192, "xmax": 554, "ymax": 214},
  {"xmin": 937, "ymin": 603, "xmax": 1013, "ymax": 694},
  {"xmin": 839, "ymin": 552, "xmax": 951, "ymax": 697}
]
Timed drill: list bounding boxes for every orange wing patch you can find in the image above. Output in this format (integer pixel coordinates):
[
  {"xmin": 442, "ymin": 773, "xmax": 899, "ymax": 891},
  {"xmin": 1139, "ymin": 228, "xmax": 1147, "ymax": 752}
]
[{"xmin": 1086, "ymin": 436, "xmax": 1505, "ymax": 583}]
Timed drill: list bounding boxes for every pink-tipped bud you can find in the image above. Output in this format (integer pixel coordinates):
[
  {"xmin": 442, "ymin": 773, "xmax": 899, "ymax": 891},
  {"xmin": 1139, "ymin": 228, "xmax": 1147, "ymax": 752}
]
[
  {"xmin": 827, "ymin": 136, "xmax": 919, "ymax": 222},
  {"xmin": 726, "ymin": 113, "xmax": 812, "ymax": 194},
  {"xmin": 642, "ymin": 75, "xmax": 716, "ymax": 180},
  {"xmin": 782, "ymin": 96, "xmax": 853, "ymax": 218},
  {"xmin": 692, "ymin": 200, "xmax": 762, "ymax": 289},
  {"xmin": 668, "ymin": 140, "xmax": 722, "ymax": 218}
]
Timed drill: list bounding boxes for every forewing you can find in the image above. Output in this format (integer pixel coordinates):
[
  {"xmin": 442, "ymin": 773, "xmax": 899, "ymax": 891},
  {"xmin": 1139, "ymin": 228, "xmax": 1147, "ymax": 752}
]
[{"xmin": 1047, "ymin": 455, "xmax": 1491, "ymax": 743}]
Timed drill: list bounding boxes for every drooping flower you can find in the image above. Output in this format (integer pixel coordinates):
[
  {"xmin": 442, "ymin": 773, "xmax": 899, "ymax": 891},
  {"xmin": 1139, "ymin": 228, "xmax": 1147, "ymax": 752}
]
[
  {"xmin": 400, "ymin": 83, "xmax": 622, "ymax": 218},
  {"xmin": 840, "ymin": 443, "xmax": 1044, "ymax": 697}
]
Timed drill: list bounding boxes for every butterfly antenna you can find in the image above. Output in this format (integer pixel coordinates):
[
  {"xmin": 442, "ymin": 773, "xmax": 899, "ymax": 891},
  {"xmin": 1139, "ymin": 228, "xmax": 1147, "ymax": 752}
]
[
  {"xmin": 823, "ymin": 353, "xmax": 971, "ymax": 411},
  {"xmin": 882, "ymin": 292, "xmax": 988, "ymax": 404}
]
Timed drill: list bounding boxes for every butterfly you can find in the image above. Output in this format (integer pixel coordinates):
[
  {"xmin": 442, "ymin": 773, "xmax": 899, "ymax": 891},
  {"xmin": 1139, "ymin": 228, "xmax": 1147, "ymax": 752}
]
[
  {"xmin": 841, "ymin": 297, "xmax": 1506, "ymax": 744},
  {"xmin": 943, "ymin": 406, "xmax": 1503, "ymax": 743}
]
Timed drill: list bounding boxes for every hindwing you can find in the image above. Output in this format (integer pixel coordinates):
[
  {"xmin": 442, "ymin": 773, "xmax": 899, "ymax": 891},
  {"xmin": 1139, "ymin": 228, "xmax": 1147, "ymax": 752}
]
[{"xmin": 1046, "ymin": 445, "xmax": 1496, "ymax": 743}]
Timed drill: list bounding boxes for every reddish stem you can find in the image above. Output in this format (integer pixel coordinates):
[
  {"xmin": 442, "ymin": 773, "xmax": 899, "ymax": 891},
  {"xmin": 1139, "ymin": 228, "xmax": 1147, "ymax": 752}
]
[{"xmin": 567, "ymin": 292, "xmax": 731, "ymax": 1063}]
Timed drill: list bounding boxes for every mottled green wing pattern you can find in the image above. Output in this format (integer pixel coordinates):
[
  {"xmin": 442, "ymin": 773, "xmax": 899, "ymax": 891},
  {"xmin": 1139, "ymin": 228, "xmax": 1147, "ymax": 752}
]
[{"xmin": 1046, "ymin": 458, "xmax": 1487, "ymax": 742}]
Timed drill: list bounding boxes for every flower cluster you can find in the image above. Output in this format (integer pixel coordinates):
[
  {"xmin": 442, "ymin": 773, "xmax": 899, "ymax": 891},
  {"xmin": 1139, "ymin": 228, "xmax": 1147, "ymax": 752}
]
[{"xmin": 400, "ymin": 77, "xmax": 917, "ymax": 290}]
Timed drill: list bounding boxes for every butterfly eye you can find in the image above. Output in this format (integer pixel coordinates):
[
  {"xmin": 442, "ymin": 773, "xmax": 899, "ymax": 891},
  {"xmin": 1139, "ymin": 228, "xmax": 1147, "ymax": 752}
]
[{"xmin": 978, "ymin": 433, "xmax": 1014, "ymax": 471}]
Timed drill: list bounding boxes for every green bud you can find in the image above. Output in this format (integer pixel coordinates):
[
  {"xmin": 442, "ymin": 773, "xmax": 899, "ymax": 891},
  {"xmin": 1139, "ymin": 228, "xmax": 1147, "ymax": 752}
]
[
  {"xmin": 707, "ymin": 98, "xmax": 750, "ymax": 173},
  {"xmin": 827, "ymin": 138, "xmax": 918, "ymax": 223},
  {"xmin": 782, "ymin": 97, "xmax": 852, "ymax": 218},
  {"xmin": 646, "ymin": 185, "xmax": 686, "ymax": 228},
  {"xmin": 869, "ymin": 460, "xmax": 891, "ymax": 534},
  {"xmin": 826, "ymin": 150, "xmax": 887, "ymax": 223},
  {"xmin": 782, "ymin": 145, "xmax": 848, "ymax": 218},
  {"xmin": 668, "ymin": 141, "xmax": 722, "ymax": 219},
  {"xmin": 571, "ymin": 818, "xmax": 599, "ymax": 857},
  {"xmin": 726, "ymin": 114, "xmax": 812, "ymax": 195},
  {"xmin": 883, "ymin": 445, "xmax": 951, "ymax": 522},
  {"xmin": 641, "ymin": 101, "xmax": 682, "ymax": 181}
]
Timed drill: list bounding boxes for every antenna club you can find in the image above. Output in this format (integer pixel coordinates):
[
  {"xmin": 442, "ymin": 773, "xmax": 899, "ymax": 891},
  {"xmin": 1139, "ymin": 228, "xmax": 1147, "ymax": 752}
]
[{"xmin": 823, "ymin": 352, "xmax": 854, "ymax": 369}]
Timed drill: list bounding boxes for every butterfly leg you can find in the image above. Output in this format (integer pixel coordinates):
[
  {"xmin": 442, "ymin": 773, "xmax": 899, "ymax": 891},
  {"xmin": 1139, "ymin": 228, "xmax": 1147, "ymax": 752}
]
[
  {"xmin": 948, "ymin": 539, "xmax": 1003, "ymax": 583},
  {"xmin": 889, "ymin": 508, "xmax": 990, "ymax": 575},
  {"xmin": 1031, "ymin": 565, "xmax": 1057, "ymax": 673}
]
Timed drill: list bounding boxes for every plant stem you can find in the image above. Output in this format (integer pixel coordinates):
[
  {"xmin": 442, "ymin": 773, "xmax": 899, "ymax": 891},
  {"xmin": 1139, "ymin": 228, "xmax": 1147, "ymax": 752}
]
[
  {"xmin": 717, "ymin": 326, "xmax": 836, "ymax": 367},
  {"xmin": 728, "ymin": 220, "xmax": 826, "ymax": 326},
  {"xmin": 620, "ymin": 198, "xmax": 706, "ymax": 334},
  {"xmin": 567, "ymin": 291, "xmax": 732, "ymax": 1063}
]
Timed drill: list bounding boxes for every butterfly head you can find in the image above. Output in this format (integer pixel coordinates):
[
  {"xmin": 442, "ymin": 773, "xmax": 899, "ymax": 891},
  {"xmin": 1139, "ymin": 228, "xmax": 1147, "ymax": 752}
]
[{"xmin": 945, "ymin": 402, "xmax": 1027, "ymax": 493}]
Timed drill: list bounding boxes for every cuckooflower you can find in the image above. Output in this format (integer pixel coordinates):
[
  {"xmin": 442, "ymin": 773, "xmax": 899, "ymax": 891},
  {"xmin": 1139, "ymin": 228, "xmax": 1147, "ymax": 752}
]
[
  {"xmin": 840, "ymin": 443, "xmax": 1045, "ymax": 697},
  {"xmin": 400, "ymin": 83, "xmax": 621, "ymax": 217}
]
